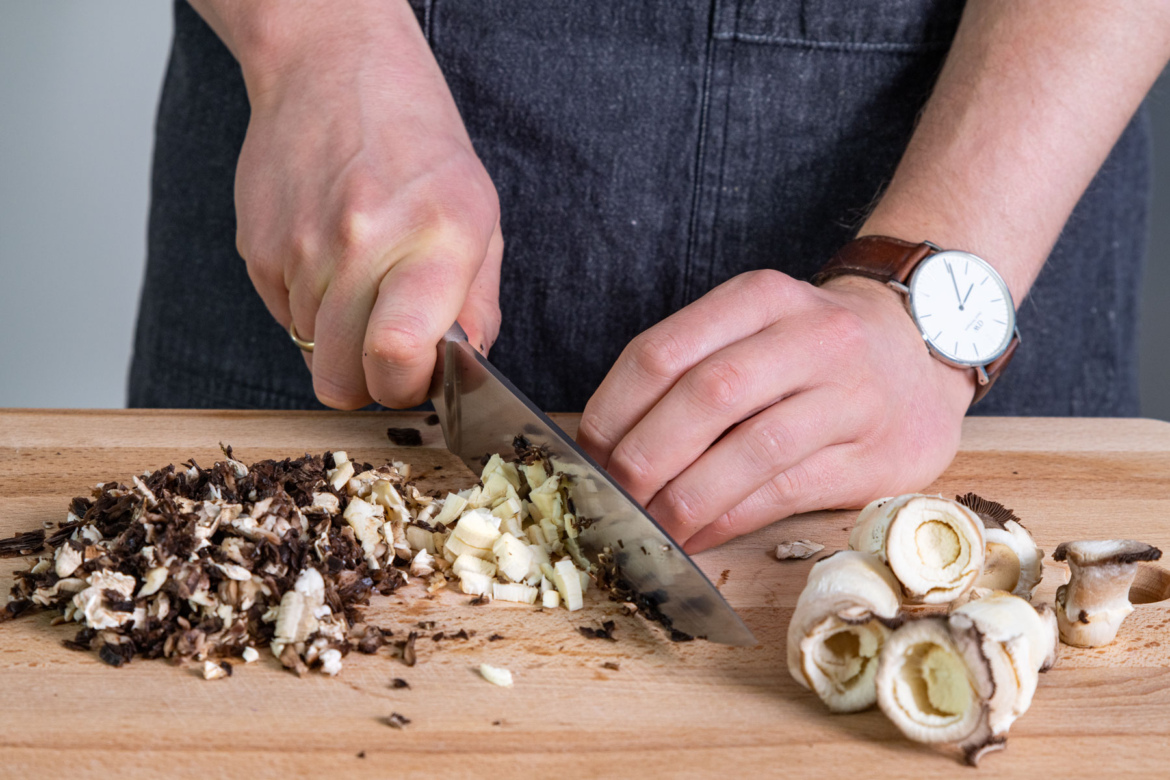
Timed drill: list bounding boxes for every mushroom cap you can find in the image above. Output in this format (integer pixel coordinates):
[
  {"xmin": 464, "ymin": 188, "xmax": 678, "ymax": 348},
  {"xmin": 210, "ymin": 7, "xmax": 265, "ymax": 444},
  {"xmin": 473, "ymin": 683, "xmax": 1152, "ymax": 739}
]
[{"xmin": 1052, "ymin": 540, "xmax": 1161, "ymax": 566}]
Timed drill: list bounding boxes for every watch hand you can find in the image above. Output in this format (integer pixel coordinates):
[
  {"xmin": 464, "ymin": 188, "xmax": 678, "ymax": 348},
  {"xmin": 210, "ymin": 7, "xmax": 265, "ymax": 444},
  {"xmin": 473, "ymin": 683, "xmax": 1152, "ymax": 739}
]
[
  {"xmin": 961, "ymin": 283, "xmax": 974, "ymax": 307},
  {"xmin": 946, "ymin": 262, "xmax": 964, "ymax": 309}
]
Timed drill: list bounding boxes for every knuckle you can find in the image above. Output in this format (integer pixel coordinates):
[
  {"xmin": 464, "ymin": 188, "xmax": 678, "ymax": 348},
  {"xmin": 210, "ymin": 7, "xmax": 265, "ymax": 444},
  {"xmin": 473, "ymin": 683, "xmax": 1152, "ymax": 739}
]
[
  {"xmin": 687, "ymin": 359, "xmax": 749, "ymax": 415},
  {"xmin": 741, "ymin": 268, "xmax": 790, "ymax": 297},
  {"xmin": 576, "ymin": 410, "xmax": 611, "ymax": 453},
  {"xmin": 767, "ymin": 467, "xmax": 804, "ymax": 505},
  {"xmin": 335, "ymin": 207, "xmax": 379, "ymax": 261},
  {"xmin": 406, "ymin": 191, "xmax": 493, "ymax": 255},
  {"xmin": 289, "ymin": 224, "xmax": 322, "ymax": 263},
  {"xmin": 744, "ymin": 417, "xmax": 797, "ymax": 471},
  {"xmin": 627, "ymin": 329, "xmax": 693, "ymax": 382},
  {"xmin": 658, "ymin": 484, "xmax": 706, "ymax": 534},
  {"xmin": 821, "ymin": 306, "xmax": 868, "ymax": 355},
  {"xmin": 608, "ymin": 439, "xmax": 657, "ymax": 494}
]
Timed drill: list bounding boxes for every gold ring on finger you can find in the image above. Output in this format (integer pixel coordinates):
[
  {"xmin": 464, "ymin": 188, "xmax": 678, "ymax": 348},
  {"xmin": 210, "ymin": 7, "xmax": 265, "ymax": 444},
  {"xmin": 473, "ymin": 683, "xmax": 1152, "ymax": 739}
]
[{"xmin": 289, "ymin": 322, "xmax": 315, "ymax": 353}]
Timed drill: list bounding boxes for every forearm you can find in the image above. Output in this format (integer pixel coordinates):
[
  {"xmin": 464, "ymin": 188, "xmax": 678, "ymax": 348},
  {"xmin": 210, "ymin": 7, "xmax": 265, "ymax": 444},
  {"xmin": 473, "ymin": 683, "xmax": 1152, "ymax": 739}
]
[{"xmin": 860, "ymin": 0, "xmax": 1170, "ymax": 304}]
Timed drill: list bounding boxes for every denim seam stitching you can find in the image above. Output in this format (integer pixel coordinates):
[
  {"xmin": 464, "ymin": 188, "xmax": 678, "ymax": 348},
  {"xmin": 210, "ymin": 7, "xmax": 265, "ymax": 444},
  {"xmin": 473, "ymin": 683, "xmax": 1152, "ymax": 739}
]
[
  {"xmin": 713, "ymin": 32, "xmax": 951, "ymax": 53},
  {"xmin": 683, "ymin": 1, "xmax": 721, "ymax": 304},
  {"xmin": 705, "ymin": 32, "xmax": 737, "ymax": 294}
]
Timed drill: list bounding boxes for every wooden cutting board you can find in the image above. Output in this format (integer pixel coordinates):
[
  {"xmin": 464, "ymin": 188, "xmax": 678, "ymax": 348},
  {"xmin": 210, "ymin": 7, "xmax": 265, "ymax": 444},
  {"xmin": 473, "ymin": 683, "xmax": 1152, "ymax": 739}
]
[{"xmin": 1, "ymin": 410, "xmax": 1169, "ymax": 778}]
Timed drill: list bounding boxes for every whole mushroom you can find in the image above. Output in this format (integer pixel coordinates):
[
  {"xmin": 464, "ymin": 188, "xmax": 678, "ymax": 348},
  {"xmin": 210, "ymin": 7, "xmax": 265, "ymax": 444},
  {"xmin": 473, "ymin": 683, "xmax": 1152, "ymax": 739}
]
[{"xmin": 1052, "ymin": 539, "xmax": 1162, "ymax": 647}]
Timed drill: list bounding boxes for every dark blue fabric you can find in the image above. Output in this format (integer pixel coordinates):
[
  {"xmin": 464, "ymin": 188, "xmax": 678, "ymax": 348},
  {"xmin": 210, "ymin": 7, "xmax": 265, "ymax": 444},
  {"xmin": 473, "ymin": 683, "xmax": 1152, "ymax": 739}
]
[{"xmin": 130, "ymin": 0, "xmax": 1150, "ymax": 416}]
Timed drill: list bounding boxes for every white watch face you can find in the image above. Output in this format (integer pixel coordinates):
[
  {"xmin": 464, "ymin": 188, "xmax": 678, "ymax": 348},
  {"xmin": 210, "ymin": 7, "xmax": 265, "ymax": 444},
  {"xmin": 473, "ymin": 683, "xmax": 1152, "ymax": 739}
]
[{"xmin": 907, "ymin": 251, "xmax": 1015, "ymax": 367}]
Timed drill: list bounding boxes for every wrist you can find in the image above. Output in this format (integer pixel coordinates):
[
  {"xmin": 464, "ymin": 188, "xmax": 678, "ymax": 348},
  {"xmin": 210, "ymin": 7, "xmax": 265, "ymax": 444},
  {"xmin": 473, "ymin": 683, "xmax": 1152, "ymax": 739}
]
[
  {"xmin": 821, "ymin": 275, "xmax": 977, "ymax": 413},
  {"xmin": 858, "ymin": 209, "xmax": 1033, "ymax": 309},
  {"xmin": 198, "ymin": 0, "xmax": 420, "ymax": 103}
]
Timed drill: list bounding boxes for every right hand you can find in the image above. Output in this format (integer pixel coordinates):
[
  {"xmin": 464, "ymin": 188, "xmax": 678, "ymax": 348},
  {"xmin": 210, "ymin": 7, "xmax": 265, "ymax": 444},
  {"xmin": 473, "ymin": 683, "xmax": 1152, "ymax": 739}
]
[{"xmin": 231, "ymin": 0, "xmax": 502, "ymax": 409}]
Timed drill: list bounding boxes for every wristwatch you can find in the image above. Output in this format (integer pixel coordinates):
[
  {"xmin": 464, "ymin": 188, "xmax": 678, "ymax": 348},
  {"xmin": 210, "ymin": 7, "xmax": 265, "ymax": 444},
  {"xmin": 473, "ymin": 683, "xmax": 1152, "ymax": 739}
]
[{"xmin": 812, "ymin": 236, "xmax": 1020, "ymax": 404}]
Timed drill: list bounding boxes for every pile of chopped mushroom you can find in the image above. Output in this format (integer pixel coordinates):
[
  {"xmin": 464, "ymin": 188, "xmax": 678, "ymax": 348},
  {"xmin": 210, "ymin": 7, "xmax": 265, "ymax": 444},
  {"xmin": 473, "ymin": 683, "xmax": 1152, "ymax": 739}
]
[{"xmin": 2, "ymin": 439, "xmax": 597, "ymax": 678}]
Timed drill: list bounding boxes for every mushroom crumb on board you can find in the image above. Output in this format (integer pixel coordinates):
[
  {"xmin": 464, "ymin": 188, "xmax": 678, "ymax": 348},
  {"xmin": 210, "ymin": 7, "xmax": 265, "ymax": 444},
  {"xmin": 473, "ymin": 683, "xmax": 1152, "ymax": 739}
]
[
  {"xmin": 774, "ymin": 540, "xmax": 823, "ymax": 560},
  {"xmin": 0, "ymin": 440, "xmax": 614, "ymax": 677},
  {"xmin": 385, "ymin": 712, "xmax": 412, "ymax": 729}
]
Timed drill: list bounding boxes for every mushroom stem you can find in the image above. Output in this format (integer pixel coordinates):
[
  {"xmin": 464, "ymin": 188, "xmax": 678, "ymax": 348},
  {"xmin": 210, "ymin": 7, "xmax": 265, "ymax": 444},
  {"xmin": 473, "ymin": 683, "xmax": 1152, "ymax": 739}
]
[
  {"xmin": 850, "ymin": 495, "xmax": 985, "ymax": 604},
  {"xmin": 787, "ymin": 551, "xmax": 902, "ymax": 713},
  {"xmin": 875, "ymin": 591, "xmax": 1057, "ymax": 765},
  {"xmin": 957, "ymin": 493, "xmax": 1045, "ymax": 600},
  {"xmin": 1052, "ymin": 540, "xmax": 1162, "ymax": 647}
]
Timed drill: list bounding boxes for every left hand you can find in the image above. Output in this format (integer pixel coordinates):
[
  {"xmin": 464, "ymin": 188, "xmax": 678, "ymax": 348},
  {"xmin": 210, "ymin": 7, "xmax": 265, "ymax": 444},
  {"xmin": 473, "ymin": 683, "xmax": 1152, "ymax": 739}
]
[{"xmin": 577, "ymin": 269, "xmax": 977, "ymax": 553}]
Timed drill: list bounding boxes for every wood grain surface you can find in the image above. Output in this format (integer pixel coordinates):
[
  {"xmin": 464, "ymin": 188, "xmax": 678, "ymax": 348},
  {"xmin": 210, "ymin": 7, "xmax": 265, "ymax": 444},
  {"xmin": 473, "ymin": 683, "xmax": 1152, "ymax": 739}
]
[{"xmin": 1, "ymin": 410, "xmax": 1169, "ymax": 779}]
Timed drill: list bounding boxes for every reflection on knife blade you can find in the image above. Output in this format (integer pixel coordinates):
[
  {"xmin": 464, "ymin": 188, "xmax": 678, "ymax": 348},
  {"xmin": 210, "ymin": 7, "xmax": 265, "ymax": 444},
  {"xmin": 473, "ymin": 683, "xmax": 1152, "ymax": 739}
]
[{"xmin": 429, "ymin": 324, "xmax": 757, "ymax": 647}]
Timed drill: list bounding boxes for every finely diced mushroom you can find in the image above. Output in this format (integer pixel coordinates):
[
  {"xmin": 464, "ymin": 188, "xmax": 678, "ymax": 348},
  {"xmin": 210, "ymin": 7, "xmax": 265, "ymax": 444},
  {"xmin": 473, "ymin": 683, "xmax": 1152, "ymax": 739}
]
[
  {"xmin": 319, "ymin": 648, "xmax": 343, "ymax": 676},
  {"xmin": 492, "ymin": 532, "xmax": 533, "ymax": 582},
  {"xmin": 478, "ymin": 663, "xmax": 514, "ymax": 687},
  {"xmin": 492, "ymin": 582, "xmax": 539, "ymax": 604}
]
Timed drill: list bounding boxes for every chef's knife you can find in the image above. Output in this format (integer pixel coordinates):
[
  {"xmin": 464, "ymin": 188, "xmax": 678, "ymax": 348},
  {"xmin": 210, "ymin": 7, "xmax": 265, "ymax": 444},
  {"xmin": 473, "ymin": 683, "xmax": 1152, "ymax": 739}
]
[{"xmin": 428, "ymin": 324, "xmax": 757, "ymax": 646}]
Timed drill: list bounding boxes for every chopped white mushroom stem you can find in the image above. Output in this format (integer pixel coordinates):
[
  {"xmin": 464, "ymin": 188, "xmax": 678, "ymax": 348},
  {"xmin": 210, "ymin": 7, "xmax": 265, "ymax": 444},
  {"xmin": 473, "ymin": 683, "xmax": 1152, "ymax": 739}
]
[
  {"xmin": 553, "ymin": 559, "xmax": 584, "ymax": 611},
  {"xmin": 875, "ymin": 591, "xmax": 1058, "ymax": 766},
  {"xmin": 478, "ymin": 663, "xmax": 514, "ymax": 687},
  {"xmin": 319, "ymin": 648, "xmax": 343, "ymax": 676},
  {"xmin": 492, "ymin": 582, "xmax": 539, "ymax": 604},
  {"xmin": 459, "ymin": 570, "xmax": 493, "ymax": 596},
  {"xmin": 775, "ymin": 540, "xmax": 824, "ymax": 561},
  {"xmin": 409, "ymin": 549, "xmax": 436, "ymax": 578},
  {"xmin": 787, "ymin": 551, "xmax": 903, "ymax": 713},
  {"xmin": 1052, "ymin": 539, "xmax": 1162, "ymax": 647},
  {"xmin": 202, "ymin": 660, "xmax": 231, "ymax": 680},
  {"xmin": 242, "ymin": 647, "xmax": 260, "ymax": 664},
  {"xmin": 850, "ymin": 494, "xmax": 985, "ymax": 604}
]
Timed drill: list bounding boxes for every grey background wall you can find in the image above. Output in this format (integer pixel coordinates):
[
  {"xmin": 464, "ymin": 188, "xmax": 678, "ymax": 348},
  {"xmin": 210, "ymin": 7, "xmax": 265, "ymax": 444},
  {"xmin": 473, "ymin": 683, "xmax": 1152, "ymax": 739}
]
[{"xmin": 0, "ymin": 2, "xmax": 1167, "ymax": 418}]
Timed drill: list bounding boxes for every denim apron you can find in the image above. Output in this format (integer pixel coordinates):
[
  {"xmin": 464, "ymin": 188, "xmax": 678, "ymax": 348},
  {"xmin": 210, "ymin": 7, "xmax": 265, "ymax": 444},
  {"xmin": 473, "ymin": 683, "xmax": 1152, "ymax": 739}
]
[{"xmin": 131, "ymin": 0, "xmax": 1150, "ymax": 416}]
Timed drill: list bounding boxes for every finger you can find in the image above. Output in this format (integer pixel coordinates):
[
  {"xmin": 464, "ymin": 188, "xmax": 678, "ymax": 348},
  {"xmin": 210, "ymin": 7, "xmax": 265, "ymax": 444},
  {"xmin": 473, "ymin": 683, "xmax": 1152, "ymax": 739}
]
[
  {"xmin": 311, "ymin": 269, "xmax": 378, "ymax": 410},
  {"xmin": 646, "ymin": 388, "xmax": 863, "ymax": 545},
  {"xmin": 578, "ymin": 270, "xmax": 806, "ymax": 468},
  {"xmin": 363, "ymin": 244, "xmax": 486, "ymax": 409},
  {"xmin": 682, "ymin": 442, "xmax": 879, "ymax": 553},
  {"xmin": 604, "ymin": 319, "xmax": 826, "ymax": 505},
  {"xmin": 457, "ymin": 222, "xmax": 503, "ymax": 356},
  {"xmin": 242, "ymin": 254, "xmax": 293, "ymax": 332},
  {"xmin": 287, "ymin": 268, "xmax": 328, "ymax": 374}
]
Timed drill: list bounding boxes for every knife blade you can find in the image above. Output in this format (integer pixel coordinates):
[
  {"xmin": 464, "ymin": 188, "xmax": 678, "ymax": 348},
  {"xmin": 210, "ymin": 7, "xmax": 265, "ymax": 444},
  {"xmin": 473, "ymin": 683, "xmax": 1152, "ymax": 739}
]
[{"xmin": 428, "ymin": 324, "xmax": 756, "ymax": 646}]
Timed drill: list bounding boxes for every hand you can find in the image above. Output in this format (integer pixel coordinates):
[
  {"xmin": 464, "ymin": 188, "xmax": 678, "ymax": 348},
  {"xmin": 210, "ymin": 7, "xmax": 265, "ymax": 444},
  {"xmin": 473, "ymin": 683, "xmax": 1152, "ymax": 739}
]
[
  {"xmin": 232, "ymin": 0, "xmax": 502, "ymax": 409},
  {"xmin": 577, "ymin": 270, "xmax": 976, "ymax": 553}
]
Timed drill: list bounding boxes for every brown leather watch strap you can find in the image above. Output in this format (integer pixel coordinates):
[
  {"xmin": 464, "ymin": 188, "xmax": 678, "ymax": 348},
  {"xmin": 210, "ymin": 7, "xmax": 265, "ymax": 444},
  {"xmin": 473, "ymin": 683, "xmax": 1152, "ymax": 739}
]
[
  {"xmin": 812, "ymin": 235, "xmax": 1020, "ymax": 406},
  {"xmin": 972, "ymin": 336, "xmax": 1018, "ymax": 404},
  {"xmin": 811, "ymin": 235, "xmax": 933, "ymax": 286}
]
